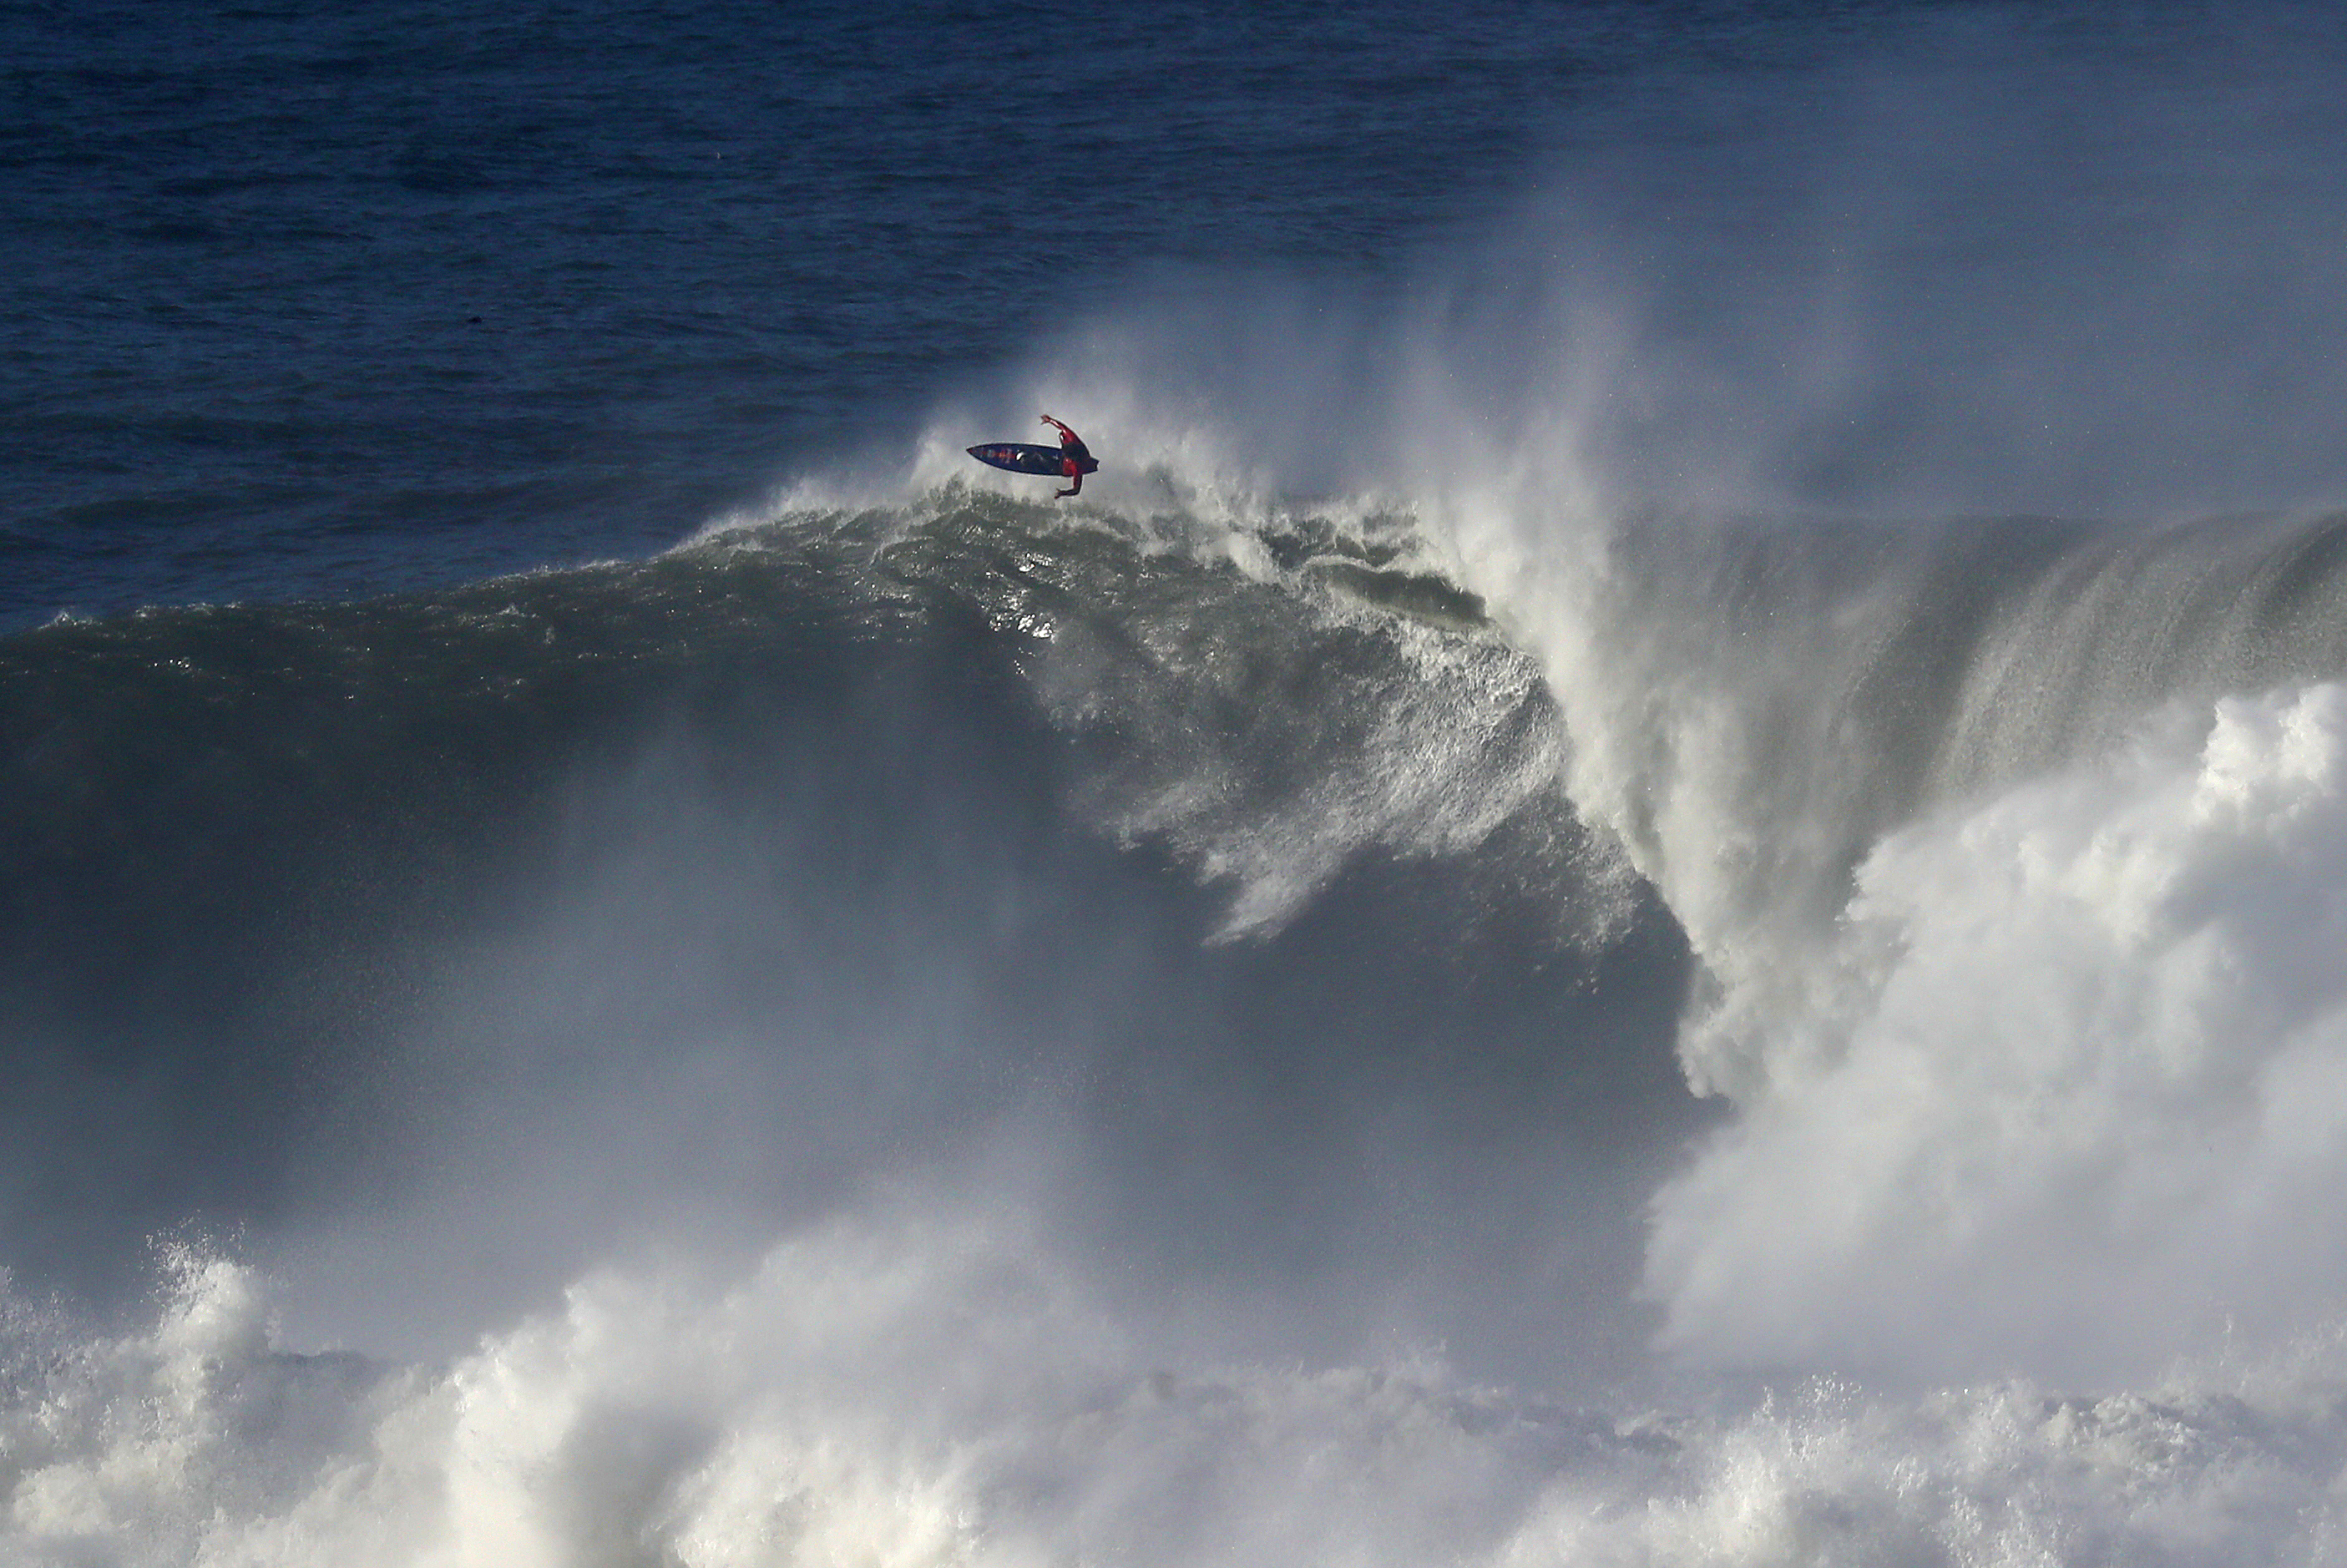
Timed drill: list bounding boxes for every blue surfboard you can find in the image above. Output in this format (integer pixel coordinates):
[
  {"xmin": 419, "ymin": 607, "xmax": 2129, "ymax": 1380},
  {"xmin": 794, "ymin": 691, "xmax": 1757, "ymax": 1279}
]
[{"xmin": 968, "ymin": 443, "xmax": 1099, "ymax": 478}]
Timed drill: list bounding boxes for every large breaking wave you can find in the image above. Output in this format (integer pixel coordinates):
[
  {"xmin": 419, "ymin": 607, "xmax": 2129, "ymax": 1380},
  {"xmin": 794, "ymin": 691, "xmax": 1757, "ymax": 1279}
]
[
  {"xmin": 19, "ymin": 17, "xmax": 2347, "ymax": 1561},
  {"xmin": 15, "ymin": 473, "xmax": 2347, "ymax": 1560}
]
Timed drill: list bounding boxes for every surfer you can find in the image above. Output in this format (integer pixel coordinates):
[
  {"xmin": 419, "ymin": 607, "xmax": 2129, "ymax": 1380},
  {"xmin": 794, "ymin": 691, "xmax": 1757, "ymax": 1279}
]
[
  {"xmin": 1040, "ymin": 414, "xmax": 1093, "ymax": 498},
  {"xmin": 963, "ymin": 418, "xmax": 1100, "ymax": 496}
]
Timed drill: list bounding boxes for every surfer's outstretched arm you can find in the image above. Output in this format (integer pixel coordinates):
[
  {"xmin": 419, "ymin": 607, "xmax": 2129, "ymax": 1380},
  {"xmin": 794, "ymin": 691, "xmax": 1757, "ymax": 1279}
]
[{"xmin": 1040, "ymin": 414, "xmax": 1078, "ymax": 442}]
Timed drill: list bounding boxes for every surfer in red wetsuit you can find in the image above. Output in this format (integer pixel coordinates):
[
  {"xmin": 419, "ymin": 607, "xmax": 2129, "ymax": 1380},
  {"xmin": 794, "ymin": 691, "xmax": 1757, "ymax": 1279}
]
[{"xmin": 1040, "ymin": 414, "xmax": 1095, "ymax": 498}]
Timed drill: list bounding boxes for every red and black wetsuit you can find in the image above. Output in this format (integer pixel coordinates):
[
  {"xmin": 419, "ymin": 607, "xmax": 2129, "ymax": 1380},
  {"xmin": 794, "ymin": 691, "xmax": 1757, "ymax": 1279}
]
[{"xmin": 1041, "ymin": 416, "xmax": 1095, "ymax": 497}]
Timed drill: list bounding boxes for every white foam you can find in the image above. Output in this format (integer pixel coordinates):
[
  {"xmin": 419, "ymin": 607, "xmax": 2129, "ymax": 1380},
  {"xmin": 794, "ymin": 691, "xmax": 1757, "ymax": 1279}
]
[
  {"xmin": 1642, "ymin": 682, "xmax": 2347, "ymax": 1380},
  {"xmin": 14, "ymin": 1231, "xmax": 2347, "ymax": 1565}
]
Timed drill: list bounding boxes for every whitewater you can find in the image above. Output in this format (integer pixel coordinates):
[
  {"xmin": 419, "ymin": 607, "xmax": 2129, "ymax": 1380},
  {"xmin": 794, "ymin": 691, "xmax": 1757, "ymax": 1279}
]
[{"xmin": 18, "ymin": 7, "xmax": 2347, "ymax": 1565}]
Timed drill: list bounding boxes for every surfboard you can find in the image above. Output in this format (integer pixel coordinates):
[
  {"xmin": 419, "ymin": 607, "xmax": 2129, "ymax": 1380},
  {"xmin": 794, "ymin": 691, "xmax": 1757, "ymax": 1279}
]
[{"xmin": 968, "ymin": 443, "xmax": 1097, "ymax": 477}]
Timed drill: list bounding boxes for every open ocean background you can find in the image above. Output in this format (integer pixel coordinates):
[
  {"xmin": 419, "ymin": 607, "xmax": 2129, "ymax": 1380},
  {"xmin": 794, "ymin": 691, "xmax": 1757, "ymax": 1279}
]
[{"xmin": 16, "ymin": 3, "xmax": 2347, "ymax": 1563}]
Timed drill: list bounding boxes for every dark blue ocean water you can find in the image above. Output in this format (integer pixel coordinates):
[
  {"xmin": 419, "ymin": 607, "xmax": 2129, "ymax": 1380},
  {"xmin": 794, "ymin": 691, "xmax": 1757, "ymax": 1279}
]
[
  {"xmin": 7, "ymin": 0, "xmax": 1578, "ymax": 621},
  {"xmin": 7, "ymin": 0, "xmax": 2224, "ymax": 627}
]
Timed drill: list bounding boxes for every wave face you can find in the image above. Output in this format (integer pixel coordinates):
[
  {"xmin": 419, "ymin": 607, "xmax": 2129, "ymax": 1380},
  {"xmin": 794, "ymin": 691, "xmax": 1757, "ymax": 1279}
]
[{"xmin": 0, "ymin": 493, "xmax": 1699, "ymax": 1377}]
